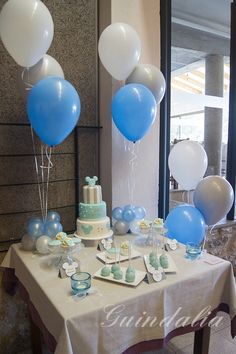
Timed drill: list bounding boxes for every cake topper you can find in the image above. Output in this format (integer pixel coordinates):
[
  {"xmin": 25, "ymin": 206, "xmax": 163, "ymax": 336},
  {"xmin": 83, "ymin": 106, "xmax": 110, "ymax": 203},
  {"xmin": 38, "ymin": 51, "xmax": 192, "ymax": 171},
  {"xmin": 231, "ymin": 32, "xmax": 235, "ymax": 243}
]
[{"xmin": 85, "ymin": 176, "xmax": 98, "ymax": 186}]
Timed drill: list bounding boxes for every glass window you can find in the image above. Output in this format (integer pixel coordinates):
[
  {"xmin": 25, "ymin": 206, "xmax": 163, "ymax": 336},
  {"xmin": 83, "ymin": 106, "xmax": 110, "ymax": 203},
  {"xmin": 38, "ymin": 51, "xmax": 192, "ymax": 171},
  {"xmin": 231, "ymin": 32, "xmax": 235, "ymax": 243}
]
[{"xmin": 171, "ymin": 0, "xmax": 230, "ymax": 190}]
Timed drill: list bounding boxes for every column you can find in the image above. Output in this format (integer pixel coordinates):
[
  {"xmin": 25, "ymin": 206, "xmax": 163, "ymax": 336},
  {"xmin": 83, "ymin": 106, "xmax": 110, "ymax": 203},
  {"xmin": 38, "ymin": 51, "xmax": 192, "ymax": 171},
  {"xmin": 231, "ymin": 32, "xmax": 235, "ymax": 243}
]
[{"xmin": 204, "ymin": 54, "xmax": 224, "ymax": 175}]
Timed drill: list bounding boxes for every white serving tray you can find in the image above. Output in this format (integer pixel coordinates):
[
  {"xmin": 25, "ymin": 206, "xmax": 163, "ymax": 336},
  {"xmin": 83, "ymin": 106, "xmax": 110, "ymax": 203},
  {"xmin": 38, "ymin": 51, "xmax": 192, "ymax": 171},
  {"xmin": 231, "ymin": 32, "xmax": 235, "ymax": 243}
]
[
  {"xmin": 144, "ymin": 254, "xmax": 178, "ymax": 273},
  {"xmin": 96, "ymin": 249, "xmax": 142, "ymax": 264},
  {"xmin": 93, "ymin": 266, "xmax": 146, "ymax": 287}
]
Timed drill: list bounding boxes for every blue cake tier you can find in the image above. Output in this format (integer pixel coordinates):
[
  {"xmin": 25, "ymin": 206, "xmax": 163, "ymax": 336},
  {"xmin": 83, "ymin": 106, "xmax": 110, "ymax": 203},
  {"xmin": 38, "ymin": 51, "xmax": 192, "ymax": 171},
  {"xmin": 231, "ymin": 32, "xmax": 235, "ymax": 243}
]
[{"xmin": 79, "ymin": 201, "xmax": 106, "ymax": 220}]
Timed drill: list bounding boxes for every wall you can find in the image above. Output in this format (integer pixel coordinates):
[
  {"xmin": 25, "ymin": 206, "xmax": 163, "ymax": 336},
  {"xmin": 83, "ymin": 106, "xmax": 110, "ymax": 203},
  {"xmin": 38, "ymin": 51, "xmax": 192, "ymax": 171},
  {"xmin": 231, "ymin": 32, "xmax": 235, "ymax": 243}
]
[
  {"xmin": 0, "ymin": 0, "xmax": 98, "ymax": 248},
  {"xmin": 111, "ymin": 0, "xmax": 161, "ymax": 218},
  {"xmin": 0, "ymin": 0, "xmax": 98, "ymax": 352}
]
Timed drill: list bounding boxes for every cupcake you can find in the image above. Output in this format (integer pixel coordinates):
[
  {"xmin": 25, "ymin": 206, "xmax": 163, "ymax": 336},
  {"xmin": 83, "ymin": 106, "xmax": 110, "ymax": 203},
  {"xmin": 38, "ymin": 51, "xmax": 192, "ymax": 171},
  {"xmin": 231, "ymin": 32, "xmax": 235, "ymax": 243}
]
[
  {"xmin": 152, "ymin": 218, "xmax": 164, "ymax": 230},
  {"xmin": 71, "ymin": 237, "xmax": 81, "ymax": 245},
  {"xmin": 56, "ymin": 232, "xmax": 67, "ymax": 241},
  {"xmin": 139, "ymin": 220, "xmax": 151, "ymax": 234},
  {"xmin": 120, "ymin": 241, "xmax": 129, "ymax": 256},
  {"xmin": 61, "ymin": 237, "xmax": 75, "ymax": 248},
  {"xmin": 48, "ymin": 239, "xmax": 61, "ymax": 253}
]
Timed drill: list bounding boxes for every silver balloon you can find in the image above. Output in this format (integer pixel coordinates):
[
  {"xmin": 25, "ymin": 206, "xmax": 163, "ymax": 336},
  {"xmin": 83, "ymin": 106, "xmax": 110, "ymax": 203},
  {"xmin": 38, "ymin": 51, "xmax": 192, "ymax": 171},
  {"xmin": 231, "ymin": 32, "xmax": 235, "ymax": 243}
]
[
  {"xmin": 21, "ymin": 234, "xmax": 36, "ymax": 251},
  {"xmin": 193, "ymin": 176, "xmax": 234, "ymax": 226},
  {"xmin": 18, "ymin": 54, "xmax": 64, "ymax": 98},
  {"xmin": 36, "ymin": 235, "xmax": 51, "ymax": 255},
  {"xmin": 114, "ymin": 220, "xmax": 129, "ymax": 235},
  {"xmin": 126, "ymin": 64, "xmax": 166, "ymax": 104}
]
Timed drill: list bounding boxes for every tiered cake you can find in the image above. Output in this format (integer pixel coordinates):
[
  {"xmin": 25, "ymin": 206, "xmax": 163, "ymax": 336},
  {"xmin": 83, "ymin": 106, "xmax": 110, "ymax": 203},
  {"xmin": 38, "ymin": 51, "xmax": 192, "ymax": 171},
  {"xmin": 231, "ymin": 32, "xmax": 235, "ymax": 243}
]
[{"xmin": 76, "ymin": 176, "xmax": 113, "ymax": 239}]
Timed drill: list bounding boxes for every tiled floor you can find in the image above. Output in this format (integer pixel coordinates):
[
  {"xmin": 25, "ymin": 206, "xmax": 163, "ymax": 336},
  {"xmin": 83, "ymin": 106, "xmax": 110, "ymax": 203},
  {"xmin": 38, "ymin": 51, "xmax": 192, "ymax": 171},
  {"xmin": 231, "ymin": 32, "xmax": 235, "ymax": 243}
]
[{"xmin": 17, "ymin": 312, "xmax": 236, "ymax": 354}]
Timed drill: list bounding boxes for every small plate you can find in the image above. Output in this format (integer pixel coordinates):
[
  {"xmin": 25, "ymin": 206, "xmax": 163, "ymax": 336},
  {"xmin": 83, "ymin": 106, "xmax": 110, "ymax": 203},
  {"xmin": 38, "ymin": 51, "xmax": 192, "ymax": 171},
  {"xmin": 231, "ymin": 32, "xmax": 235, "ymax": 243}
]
[
  {"xmin": 96, "ymin": 250, "xmax": 142, "ymax": 264},
  {"xmin": 144, "ymin": 254, "xmax": 178, "ymax": 273},
  {"xmin": 93, "ymin": 266, "xmax": 146, "ymax": 287}
]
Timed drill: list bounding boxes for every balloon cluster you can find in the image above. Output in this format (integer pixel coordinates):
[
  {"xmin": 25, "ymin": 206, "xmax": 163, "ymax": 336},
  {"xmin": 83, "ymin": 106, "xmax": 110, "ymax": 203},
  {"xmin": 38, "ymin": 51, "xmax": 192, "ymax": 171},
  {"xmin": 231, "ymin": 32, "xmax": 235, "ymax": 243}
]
[
  {"xmin": 165, "ymin": 140, "xmax": 234, "ymax": 245},
  {"xmin": 0, "ymin": 0, "xmax": 81, "ymax": 147},
  {"xmin": 98, "ymin": 23, "xmax": 166, "ymax": 142},
  {"xmin": 0, "ymin": 1, "xmax": 81, "ymax": 244},
  {"xmin": 21, "ymin": 211, "xmax": 62, "ymax": 252},
  {"xmin": 112, "ymin": 205, "xmax": 146, "ymax": 235}
]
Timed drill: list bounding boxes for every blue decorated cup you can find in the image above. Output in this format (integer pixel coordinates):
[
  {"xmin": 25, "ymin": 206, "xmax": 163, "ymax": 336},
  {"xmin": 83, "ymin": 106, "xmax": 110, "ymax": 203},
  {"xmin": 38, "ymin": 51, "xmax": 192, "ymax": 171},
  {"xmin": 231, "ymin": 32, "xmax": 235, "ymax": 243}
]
[
  {"xmin": 71, "ymin": 272, "xmax": 91, "ymax": 297},
  {"xmin": 185, "ymin": 242, "xmax": 202, "ymax": 260}
]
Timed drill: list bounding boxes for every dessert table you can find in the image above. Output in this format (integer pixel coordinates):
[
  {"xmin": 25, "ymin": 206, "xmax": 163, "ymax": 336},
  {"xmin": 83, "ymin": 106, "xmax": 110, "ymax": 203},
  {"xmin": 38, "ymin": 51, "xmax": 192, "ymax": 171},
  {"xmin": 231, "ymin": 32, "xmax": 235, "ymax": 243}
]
[{"xmin": 1, "ymin": 235, "xmax": 236, "ymax": 354}]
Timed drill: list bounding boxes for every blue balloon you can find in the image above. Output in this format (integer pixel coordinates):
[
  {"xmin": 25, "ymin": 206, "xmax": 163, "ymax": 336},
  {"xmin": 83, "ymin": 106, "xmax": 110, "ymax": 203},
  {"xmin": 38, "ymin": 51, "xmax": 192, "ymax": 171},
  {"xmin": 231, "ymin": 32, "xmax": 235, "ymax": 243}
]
[
  {"xmin": 165, "ymin": 205, "xmax": 206, "ymax": 245},
  {"xmin": 47, "ymin": 211, "xmax": 61, "ymax": 223},
  {"xmin": 112, "ymin": 83, "xmax": 157, "ymax": 142},
  {"xmin": 27, "ymin": 77, "xmax": 81, "ymax": 147},
  {"xmin": 27, "ymin": 219, "xmax": 44, "ymax": 239},
  {"xmin": 112, "ymin": 207, "xmax": 124, "ymax": 220},
  {"xmin": 134, "ymin": 206, "xmax": 146, "ymax": 220},
  {"xmin": 122, "ymin": 208, "xmax": 136, "ymax": 223},
  {"xmin": 124, "ymin": 204, "xmax": 134, "ymax": 210},
  {"xmin": 27, "ymin": 216, "xmax": 42, "ymax": 225},
  {"xmin": 44, "ymin": 221, "xmax": 63, "ymax": 238}
]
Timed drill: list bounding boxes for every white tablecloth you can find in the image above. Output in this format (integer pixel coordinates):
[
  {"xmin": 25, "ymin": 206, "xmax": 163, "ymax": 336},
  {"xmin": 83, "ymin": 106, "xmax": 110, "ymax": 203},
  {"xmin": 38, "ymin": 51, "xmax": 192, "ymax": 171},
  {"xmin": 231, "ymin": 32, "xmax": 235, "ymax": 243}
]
[{"xmin": 1, "ymin": 237, "xmax": 236, "ymax": 354}]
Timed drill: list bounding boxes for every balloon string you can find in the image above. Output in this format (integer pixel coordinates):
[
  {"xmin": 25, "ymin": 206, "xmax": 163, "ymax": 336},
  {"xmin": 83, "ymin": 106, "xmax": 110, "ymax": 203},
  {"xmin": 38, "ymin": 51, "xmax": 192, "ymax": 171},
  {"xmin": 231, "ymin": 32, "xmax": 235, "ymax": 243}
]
[
  {"xmin": 21, "ymin": 67, "xmax": 34, "ymax": 91},
  {"xmin": 41, "ymin": 144, "xmax": 46, "ymax": 222},
  {"xmin": 202, "ymin": 224, "xmax": 215, "ymax": 253},
  {"xmin": 124, "ymin": 139, "xmax": 132, "ymax": 204},
  {"xmin": 202, "ymin": 232, "xmax": 207, "ymax": 253},
  {"xmin": 187, "ymin": 190, "xmax": 190, "ymax": 204},
  {"xmin": 45, "ymin": 146, "xmax": 53, "ymax": 222},
  {"xmin": 30, "ymin": 126, "xmax": 44, "ymax": 220},
  {"xmin": 128, "ymin": 141, "xmax": 139, "ymax": 205},
  {"xmin": 46, "ymin": 147, "xmax": 53, "ymax": 169}
]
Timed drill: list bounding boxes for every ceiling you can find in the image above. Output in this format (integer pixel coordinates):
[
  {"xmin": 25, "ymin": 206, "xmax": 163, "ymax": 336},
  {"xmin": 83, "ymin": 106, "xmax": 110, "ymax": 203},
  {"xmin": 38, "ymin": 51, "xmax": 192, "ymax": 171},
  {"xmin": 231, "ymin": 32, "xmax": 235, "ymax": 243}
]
[
  {"xmin": 171, "ymin": 0, "xmax": 231, "ymax": 94},
  {"xmin": 172, "ymin": 62, "xmax": 230, "ymax": 95},
  {"xmin": 172, "ymin": 0, "xmax": 231, "ymax": 38}
]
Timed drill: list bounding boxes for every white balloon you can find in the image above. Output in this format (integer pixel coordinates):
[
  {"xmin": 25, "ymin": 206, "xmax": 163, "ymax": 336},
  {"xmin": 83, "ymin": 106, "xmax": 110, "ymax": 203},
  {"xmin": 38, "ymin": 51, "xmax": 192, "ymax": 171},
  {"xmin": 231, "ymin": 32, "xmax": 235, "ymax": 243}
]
[
  {"xmin": 0, "ymin": 0, "xmax": 54, "ymax": 67},
  {"xmin": 168, "ymin": 140, "xmax": 208, "ymax": 191},
  {"xmin": 98, "ymin": 23, "xmax": 141, "ymax": 80},
  {"xmin": 36, "ymin": 235, "xmax": 51, "ymax": 255},
  {"xmin": 126, "ymin": 64, "xmax": 166, "ymax": 104},
  {"xmin": 18, "ymin": 54, "xmax": 64, "ymax": 98}
]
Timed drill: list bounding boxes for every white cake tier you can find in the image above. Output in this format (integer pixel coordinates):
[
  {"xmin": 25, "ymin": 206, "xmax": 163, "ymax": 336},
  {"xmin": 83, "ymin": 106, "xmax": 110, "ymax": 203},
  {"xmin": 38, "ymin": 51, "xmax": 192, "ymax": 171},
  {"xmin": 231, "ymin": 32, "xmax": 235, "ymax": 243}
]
[
  {"xmin": 76, "ymin": 216, "xmax": 112, "ymax": 238},
  {"xmin": 83, "ymin": 185, "xmax": 102, "ymax": 204}
]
